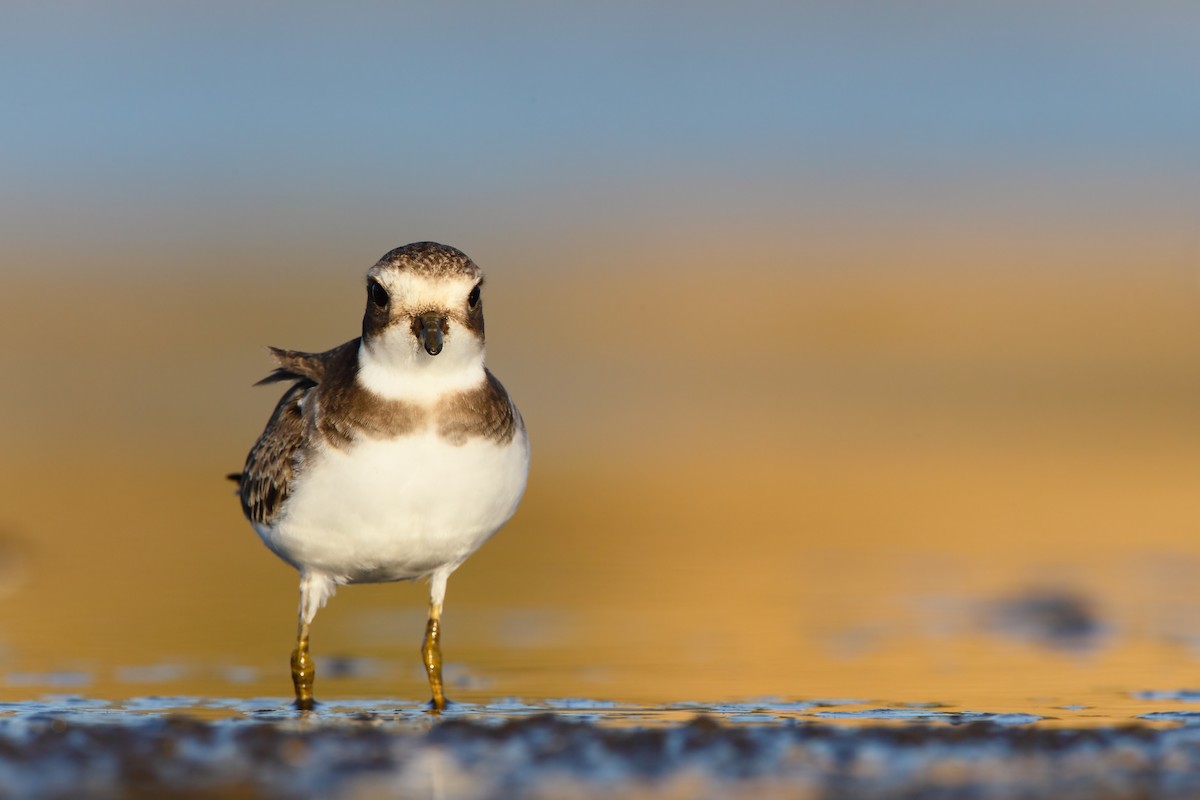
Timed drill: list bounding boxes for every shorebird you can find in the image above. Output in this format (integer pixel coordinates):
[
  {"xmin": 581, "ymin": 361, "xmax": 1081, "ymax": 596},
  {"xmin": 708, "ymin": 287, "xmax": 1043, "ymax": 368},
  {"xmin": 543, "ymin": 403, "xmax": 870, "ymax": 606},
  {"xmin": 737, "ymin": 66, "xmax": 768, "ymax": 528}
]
[{"xmin": 229, "ymin": 242, "xmax": 530, "ymax": 711}]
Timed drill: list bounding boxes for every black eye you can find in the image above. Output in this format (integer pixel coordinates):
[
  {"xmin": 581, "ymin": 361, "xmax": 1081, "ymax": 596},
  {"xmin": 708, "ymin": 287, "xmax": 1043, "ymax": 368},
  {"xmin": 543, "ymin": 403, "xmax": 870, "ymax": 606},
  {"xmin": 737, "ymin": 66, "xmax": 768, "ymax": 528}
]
[
  {"xmin": 468, "ymin": 284, "xmax": 481, "ymax": 309},
  {"xmin": 368, "ymin": 279, "xmax": 389, "ymax": 309}
]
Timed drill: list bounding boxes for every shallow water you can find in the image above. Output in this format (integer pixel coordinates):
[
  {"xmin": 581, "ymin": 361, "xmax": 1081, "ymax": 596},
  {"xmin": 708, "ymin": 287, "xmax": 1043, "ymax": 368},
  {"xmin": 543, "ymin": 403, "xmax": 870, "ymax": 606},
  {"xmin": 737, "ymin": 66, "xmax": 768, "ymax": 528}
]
[
  {"xmin": 0, "ymin": 694, "xmax": 1057, "ymax": 726},
  {"xmin": 8, "ymin": 694, "xmax": 1200, "ymax": 799},
  {"xmin": 8, "ymin": 676, "xmax": 1200, "ymax": 729}
]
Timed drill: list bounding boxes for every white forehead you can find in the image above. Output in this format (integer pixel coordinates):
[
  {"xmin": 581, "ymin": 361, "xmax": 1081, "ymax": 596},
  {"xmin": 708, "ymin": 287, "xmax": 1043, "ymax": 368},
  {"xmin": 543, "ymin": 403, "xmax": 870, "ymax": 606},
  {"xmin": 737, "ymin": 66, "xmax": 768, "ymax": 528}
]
[{"xmin": 369, "ymin": 269, "xmax": 477, "ymax": 310}]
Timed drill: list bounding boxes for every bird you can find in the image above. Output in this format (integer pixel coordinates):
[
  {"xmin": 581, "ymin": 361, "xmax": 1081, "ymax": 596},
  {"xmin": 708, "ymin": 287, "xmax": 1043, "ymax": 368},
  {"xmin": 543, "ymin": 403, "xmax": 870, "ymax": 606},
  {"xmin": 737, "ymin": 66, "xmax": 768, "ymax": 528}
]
[{"xmin": 228, "ymin": 242, "xmax": 530, "ymax": 711}]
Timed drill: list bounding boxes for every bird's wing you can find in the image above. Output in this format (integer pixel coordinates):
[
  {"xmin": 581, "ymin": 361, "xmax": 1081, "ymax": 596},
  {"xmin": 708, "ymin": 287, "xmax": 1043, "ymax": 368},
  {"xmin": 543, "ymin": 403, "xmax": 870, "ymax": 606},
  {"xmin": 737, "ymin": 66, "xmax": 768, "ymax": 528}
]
[
  {"xmin": 231, "ymin": 335, "xmax": 362, "ymax": 522},
  {"xmin": 235, "ymin": 379, "xmax": 313, "ymax": 526},
  {"xmin": 231, "ymin": 339, "xmax": 362, "ymax": 524},
  {"xmin": 255, "ymin": 343, "xmax": 344, "ymax": 385}
]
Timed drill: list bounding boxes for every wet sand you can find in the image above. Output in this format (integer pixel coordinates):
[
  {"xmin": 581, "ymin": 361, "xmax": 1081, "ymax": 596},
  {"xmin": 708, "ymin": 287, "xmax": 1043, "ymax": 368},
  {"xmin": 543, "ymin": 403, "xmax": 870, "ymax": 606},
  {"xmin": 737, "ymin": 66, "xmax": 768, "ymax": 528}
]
[{"xmin": 6, "ymin": 698, "xmax": 1200, "ymax": 799}]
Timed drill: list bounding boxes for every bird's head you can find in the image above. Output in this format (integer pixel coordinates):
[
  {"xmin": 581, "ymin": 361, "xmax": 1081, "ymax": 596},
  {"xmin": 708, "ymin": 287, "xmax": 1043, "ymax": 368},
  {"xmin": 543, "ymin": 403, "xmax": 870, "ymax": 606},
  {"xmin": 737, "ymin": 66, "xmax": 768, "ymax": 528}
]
[{"xmin": 358, "ymin": 242, "xmax": 487, "ymax": 401}]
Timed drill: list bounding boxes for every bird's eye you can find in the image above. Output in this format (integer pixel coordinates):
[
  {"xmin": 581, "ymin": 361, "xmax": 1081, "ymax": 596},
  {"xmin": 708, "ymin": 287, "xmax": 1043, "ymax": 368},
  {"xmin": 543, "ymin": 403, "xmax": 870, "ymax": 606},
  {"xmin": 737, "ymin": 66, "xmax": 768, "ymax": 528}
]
[
  {"xmin": 368, "ymin": 279, "xmax": 389, "ymax": 308},
  {"xmin": 468, "ymin": 284, "xmax": 481, "ymax": 309}
]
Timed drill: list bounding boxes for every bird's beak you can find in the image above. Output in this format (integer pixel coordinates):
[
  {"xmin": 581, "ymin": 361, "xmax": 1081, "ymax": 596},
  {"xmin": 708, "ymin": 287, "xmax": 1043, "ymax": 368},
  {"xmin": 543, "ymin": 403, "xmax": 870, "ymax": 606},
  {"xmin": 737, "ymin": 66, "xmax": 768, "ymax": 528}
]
[{"xmin": 415, "ymin": 312, "xmax": 446, "ymax": 356}]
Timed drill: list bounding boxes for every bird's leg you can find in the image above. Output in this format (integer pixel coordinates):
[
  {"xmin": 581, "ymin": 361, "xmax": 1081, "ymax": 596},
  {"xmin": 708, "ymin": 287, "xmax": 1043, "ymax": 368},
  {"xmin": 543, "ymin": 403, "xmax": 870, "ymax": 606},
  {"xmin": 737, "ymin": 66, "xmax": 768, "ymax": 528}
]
[
  {"xmin": 291, "ymin": 619, "xmax": 315, "ymax": 710},
  {"xmin": 422, "ymin": 571, "xmax": 450, "ymax": 712},
  {"xmin": 291, "ymin": 572, "xmax": 333, "ymax": 711},
  {"xmin": 421, "ymin": 612, "xmax": 444, "ymax": 711}
]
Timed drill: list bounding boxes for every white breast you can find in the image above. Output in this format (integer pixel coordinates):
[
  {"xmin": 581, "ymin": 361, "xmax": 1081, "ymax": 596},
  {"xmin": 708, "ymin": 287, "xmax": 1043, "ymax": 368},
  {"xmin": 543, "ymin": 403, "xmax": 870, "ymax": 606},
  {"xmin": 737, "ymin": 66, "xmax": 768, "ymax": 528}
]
[{"xmin": 256, "ymin": 428, "xmax": 530, "ymax": 584}]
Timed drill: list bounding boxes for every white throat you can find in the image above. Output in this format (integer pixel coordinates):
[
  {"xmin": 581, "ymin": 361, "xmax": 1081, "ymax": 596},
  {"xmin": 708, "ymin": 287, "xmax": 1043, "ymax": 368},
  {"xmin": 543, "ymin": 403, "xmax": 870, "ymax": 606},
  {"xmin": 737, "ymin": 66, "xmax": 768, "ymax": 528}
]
[{"xmin": 357, "ymin": 329, "xmax": 486, "ymax": 404}]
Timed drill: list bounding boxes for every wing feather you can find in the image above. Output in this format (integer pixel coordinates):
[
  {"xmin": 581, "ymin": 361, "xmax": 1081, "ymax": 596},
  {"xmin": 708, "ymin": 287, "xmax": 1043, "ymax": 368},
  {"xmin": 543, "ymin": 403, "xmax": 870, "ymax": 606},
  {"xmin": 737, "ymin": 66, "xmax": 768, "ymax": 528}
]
[
  {"xmin": 254, "ymin": 346, "xmax": 334, "ymax": 386},
  {"xmin": 231, "ymin": 339, "xmax": 362, "ymax": 525},
  {"xmin": 237, "ymin": 380, "xmax": 312, "ymax": 525}
]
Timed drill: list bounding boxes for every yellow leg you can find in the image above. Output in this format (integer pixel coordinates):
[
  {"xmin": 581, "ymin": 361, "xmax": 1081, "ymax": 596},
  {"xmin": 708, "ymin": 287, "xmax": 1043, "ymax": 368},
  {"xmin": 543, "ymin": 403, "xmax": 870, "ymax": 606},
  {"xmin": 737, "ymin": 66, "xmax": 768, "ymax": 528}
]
[
  {"xmin": 291, "ymin": 573, "xmax": 333, "ymax": 712},
  {"xmin": 421, "ymin": 610, "xmax": 446, "ymax": 711},
  {"xmin": 422, "ymin": 570, "xmax": 451, "ymax": 712},
  {"xmin": 291, "ymin": 622, "xmax": 315, "ymax": 710}
]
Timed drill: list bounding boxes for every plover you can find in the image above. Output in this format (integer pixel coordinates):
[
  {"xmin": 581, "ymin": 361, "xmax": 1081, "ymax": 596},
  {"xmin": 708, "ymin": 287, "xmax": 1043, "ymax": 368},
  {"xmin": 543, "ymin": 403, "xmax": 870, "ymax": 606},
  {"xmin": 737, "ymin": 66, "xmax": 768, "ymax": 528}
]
[{"xmin": 229, "ymin": 242, "xmax": 530, "ymax": 711}]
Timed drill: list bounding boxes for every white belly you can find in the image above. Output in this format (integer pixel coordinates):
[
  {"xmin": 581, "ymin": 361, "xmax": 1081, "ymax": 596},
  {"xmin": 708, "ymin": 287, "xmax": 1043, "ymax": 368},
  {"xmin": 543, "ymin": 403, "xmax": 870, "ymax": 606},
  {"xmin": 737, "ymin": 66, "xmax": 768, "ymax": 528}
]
[{"xmin": 255, "ymin": 429, "xmax": 530, "ymax": 583}]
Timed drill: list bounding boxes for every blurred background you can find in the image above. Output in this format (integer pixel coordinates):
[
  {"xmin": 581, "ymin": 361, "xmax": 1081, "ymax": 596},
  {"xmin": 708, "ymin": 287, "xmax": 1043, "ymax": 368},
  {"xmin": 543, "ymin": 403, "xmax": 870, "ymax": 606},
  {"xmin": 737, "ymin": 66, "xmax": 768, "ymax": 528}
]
[{"xmin": 1, "ymin": 2, "xmax": 1198, "ymax": 715}]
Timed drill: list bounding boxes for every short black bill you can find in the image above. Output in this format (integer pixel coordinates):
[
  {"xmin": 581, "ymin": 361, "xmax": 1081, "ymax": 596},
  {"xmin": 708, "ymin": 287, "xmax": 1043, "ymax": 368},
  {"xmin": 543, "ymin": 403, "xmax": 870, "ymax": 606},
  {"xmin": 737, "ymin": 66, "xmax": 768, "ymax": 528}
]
[{"xmin": 415, "ymin": 312, "xmax": 446, "ymax": 356}]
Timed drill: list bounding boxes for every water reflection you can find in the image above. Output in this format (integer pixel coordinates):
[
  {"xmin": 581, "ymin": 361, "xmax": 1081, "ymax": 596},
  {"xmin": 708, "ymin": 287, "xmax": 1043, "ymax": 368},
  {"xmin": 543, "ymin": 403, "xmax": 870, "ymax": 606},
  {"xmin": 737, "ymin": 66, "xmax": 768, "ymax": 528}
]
[
  {"xmin": 6, "ymin": 690, "xmax": 1200, "ymax": 732},
  {"xmin": 6, "ymin": 674, "xmax": 1200, "ymax": 730},
  {"xmin": 10, "ymin": 696, "xmax": 1200, "ymax": 799}
]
